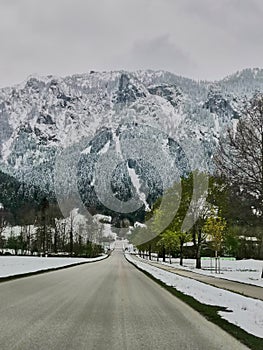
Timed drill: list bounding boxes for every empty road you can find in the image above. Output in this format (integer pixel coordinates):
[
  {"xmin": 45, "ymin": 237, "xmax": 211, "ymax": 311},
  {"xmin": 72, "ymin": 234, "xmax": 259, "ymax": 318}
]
[{"xmin": 0, "ymin": 247, "xmax": 248, "ymax": 350}]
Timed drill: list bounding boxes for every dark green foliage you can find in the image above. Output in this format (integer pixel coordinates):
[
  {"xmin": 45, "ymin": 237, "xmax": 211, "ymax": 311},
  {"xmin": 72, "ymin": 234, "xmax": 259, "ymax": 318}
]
[{"xmin": 0, "ymin": 170, "xmax": 57, "ymax": 225}]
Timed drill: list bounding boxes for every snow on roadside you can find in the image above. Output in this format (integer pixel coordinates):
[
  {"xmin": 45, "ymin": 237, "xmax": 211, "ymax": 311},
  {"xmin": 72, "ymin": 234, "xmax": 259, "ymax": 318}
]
[
  {"xmin": 126, "ymin": 253, "xmax": 263, "ymax": 338},
  {"xmin": 140, "ymin": 256, "xmax": 263, "ymax": 287},
  {"xmin": 0, "ymin": 255, "xmax": 107, "ymax": 278}
]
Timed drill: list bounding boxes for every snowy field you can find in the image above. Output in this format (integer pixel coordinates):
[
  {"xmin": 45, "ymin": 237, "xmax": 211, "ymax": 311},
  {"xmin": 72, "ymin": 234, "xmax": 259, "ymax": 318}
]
[
  {"xmin": 0, "ymin": 255, "xmax": 107, "ymax": 278},
  {"xmin": 126, "ymin": 254, "xmax": 263, "ymax": 338},
  {"xmin": 138, "ymin": 256, "xmax": 263, "ymax": 287}
]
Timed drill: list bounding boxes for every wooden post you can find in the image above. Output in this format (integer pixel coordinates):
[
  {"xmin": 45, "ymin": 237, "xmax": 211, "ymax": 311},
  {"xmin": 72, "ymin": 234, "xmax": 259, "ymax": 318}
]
[{"xmin": 215, "ymin": 250, "xmax": 217, "ymax": 273}]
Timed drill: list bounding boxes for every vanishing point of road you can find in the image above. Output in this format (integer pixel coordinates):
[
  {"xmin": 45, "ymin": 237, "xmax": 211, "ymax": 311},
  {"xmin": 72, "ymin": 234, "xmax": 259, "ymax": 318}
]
[{"xmin": 0, "ymin": 247, "xmax": 249, "ymax": 350}]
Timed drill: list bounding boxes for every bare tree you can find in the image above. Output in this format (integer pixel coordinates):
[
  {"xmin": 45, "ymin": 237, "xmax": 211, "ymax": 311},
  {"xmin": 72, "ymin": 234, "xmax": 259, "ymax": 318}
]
[
  {"xmin": 69, "ymin": 210, "xmax": 76, "ymax": 257},
  {"xmin": 0, "ymin": 205, "xmax": 11, "ymax": 253},
  {"xmin": 215, "ymin": 93, "xmax": 263, "ymax": 213},
  {"xmin": 0, "ymin": 219, "xmax": 7, "ymax": 253},
  {"xmin": 215, "ymin": 93, "xmax": 263, "ymax": 278},
  {"xmin": 54, "ymin": 219, "xmax": 67, "ymax": 252}
]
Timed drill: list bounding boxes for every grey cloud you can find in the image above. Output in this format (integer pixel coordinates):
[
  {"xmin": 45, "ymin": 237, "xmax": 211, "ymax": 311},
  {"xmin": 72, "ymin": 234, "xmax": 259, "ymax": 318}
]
[
  {"xmin": 0, "ymin": 0, "xmax": 263, "ymax": 87},
  {"xmin": 120, "ymin": 34, "xmax": 197, "ymax": 77},
  {"xmin": 178, "ymin": 0, "xmax": 263, "ymax": 39}
]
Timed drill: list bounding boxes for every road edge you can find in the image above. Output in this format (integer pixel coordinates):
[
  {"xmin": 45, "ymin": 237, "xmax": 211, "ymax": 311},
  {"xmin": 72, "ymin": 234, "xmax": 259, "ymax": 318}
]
[
  {"xmin": 135, "ymin": 256, "xmax": 263, "ymax": 299},
  {"xmin": 0, "ymin": 253, "xmax": 110, "ymax": 283},
  {"xmin": 125, "ymin": 253, "xmax": 262, "ymax": 350}
]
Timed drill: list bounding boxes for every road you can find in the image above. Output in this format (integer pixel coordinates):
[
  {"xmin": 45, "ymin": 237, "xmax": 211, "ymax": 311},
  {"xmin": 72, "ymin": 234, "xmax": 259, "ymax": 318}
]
[{"xmin": 0, "ymin": 247, "xmax": 249, "ymax": 350}]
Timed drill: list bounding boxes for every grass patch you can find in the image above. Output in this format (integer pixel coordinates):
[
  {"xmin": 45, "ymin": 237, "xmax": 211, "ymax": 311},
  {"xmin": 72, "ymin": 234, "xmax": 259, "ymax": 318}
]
[{"xmin": 126, "ymin": 255, "xmax": 262, "ymax": 350}]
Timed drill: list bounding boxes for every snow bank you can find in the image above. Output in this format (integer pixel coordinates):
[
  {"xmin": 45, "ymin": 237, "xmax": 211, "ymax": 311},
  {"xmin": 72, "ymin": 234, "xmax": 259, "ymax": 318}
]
[
  {"xmin": 126, "ymin": 254, "xmax": 263, "ymax": 338},
  {"xmin": 0, "ymin": 255, "xmax": 107, "ymax": 278},
  {"xmin": 156, "ymin": 257, "xmax": 263, "ymax": 287}
]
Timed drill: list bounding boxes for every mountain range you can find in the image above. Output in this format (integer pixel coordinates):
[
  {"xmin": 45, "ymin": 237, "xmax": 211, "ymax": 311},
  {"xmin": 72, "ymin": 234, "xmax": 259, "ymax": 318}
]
[{"xmin": 1, "ymin": 68, "xmax": 263, "ymax": 220}]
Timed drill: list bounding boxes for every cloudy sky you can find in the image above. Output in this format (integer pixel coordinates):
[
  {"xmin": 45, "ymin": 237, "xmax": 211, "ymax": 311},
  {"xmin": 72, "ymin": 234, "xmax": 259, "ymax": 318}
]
[{"xmin": 0, "ymin": 0, "xmax": 263, "ymax": 87}]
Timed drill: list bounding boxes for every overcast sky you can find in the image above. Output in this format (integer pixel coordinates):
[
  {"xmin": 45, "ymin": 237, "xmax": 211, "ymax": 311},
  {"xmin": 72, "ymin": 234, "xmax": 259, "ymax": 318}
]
[{"xmin": 0, "ymin": 0, "xmax": 263, "ymax": 87}]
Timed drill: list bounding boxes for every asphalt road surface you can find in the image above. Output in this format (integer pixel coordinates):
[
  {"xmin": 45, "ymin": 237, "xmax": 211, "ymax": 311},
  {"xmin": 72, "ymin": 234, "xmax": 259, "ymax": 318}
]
[{"xmin": 0, "ymin": 248, "xmax": 249, "ymax": 350}]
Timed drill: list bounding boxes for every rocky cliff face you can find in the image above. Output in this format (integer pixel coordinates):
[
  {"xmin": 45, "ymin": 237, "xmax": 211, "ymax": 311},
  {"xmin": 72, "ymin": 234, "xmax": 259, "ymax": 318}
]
[{"xmin": 0, "ymin": 68, "xmax": 263, "ymax": 215}]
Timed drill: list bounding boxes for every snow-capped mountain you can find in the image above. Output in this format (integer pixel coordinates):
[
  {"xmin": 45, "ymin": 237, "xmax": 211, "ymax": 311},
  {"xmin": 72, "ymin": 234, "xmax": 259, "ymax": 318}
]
[{"xmin": 0, "ymin": 68, "xmax": 263, "ymax": 215}]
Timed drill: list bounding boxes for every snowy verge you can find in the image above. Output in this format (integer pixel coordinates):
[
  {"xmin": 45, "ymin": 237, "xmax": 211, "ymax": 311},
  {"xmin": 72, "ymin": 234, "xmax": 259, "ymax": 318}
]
[
  {"xmin": 149, "ymin": 257, "xmax": 263, "ymax": 287},
  {"xmin": 126, "ymin": 253, "xmax": 263, "ymax": 338},
  {"xmin": 0, "ymin": 255, "xmax": 108, "ymax": 279}
]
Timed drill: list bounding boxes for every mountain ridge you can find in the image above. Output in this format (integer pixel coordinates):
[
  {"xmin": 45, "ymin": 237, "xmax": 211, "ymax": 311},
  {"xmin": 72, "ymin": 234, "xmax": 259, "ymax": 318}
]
[{"xmin": 0, "ymin": 68, "xmax": 262, "ymax": 217}]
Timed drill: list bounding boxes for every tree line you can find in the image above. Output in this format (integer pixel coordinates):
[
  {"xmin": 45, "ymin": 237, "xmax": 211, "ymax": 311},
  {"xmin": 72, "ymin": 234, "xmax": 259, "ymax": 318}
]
[
  {"xmin": 130, "ymin": 93, "xmax": 263, "ymax": 270},
  {"xmin": 0, "ymin": 199, "xmax": 104, "ymax": 258}
]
